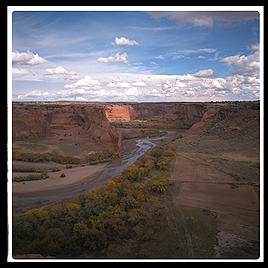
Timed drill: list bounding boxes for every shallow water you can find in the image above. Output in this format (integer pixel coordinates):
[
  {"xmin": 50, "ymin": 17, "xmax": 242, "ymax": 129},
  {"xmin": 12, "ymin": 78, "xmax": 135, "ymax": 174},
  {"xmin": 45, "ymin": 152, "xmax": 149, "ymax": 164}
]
[{"xmin": 12, "ymin": 136, "xmax": 167, "ymax": 209}]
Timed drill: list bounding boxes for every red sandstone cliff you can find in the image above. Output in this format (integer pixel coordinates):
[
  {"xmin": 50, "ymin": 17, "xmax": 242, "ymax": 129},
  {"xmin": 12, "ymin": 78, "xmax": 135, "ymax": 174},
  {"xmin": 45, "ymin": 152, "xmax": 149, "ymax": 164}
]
[
  {"xmin": 13, "ymin": 101, "xmax": 259, "ymax": 154},
  {"xmin": 104, "ymin": 103, "xmax": 205, "ymax": 129},
  {"xmin": 12, "ymin": 103, "xmax": 122, "ymax": 153},
  {"xmin": 103, "ymin": 102, "xmax": 259, "ymax": 138},
  {"xmin": 187, "ymin": 102, "xmax": 260, "ymax": 139}
]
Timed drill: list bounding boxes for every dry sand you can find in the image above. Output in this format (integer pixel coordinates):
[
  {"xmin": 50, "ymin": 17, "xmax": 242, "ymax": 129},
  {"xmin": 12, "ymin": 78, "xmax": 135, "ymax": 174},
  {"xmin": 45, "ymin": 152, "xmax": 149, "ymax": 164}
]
[{"xmin": 13, "ymin": 163, "xmax": 107, "ymax": 197}]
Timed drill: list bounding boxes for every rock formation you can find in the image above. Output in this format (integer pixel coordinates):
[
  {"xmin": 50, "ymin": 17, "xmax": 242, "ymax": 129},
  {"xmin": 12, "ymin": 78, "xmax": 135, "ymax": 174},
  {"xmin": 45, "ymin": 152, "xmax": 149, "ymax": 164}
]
[
  {"xmin": 12, "ymin": 102, "xmax": 122, "ymax": 153},
  {"xmin": 12, "ymin": 101, "xmax": 259, "ymax": 154},
  {"xmin": 187, "ymin": 102, "xmax": 260, "ymax": 139},
  {"xmin": 103, "ymin": 102, "xmax": 206, "ymax": 129}
]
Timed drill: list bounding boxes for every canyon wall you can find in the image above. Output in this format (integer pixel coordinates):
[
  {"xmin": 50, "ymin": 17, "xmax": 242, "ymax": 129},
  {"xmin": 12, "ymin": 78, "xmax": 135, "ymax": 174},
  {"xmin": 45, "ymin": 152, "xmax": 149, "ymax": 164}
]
[
  {"xmin": 103, "ymin": 102, "xmax": 259, "ymax": 137},
  {"xmin": 104, "ymin": 103, "xmax": 206, "ymax": 129},
  {"xmin": 13, "ymin": 101, "xmax": 259, "ymax": 154},
  {"xmin": 12, "ymin": 103, "xmax": 122, "ymax": 153},
  {"xmin": 187, "ymin": 102, "xmax": 260, "ymax": 137}
]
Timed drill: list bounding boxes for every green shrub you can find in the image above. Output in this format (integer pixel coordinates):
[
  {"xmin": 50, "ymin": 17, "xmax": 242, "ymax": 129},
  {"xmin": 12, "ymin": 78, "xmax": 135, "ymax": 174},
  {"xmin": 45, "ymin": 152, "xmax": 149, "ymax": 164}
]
[
  {"xmin": 85, "ymin": 151, "xmax": 119, "ymax": 165},
  {"xmin": 122, "ymin": 164, "xmax": 147, "ymax": 182},
  {"xmin": 12, "ymin": 151, "xmax": 80, "ymax": 164},
  {"xmin": 13, "ymin": 172, "xmax": 49, "ymax": 182},
  {"xmin": 151, "ymin": 178, "xmax": 168, "ymax": 193}
]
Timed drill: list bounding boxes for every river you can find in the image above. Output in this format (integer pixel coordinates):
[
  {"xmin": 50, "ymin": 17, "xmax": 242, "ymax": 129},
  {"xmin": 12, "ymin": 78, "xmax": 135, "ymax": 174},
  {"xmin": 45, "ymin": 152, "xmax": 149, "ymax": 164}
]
[{"xmin": 12, "ymin": 134, "xmax": 173, "ymax": 209}]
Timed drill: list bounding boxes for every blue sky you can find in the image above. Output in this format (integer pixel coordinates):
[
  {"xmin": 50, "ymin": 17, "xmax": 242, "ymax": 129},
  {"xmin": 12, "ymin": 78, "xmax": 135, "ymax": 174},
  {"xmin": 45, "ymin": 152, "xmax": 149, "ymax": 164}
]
[{"xmin": 11, "ymin": 8, "xmax": 261, "ymax": 102}]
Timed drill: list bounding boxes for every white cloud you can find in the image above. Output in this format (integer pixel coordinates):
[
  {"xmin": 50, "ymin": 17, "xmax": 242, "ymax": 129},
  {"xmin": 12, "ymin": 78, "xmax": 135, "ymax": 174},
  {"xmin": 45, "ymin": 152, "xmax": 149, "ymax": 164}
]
[
  {"xmin": 12, "ymin": 68, "xmax": 30, "ymax": 75},
  {"xmin": 250, "ymin": 43, "xmax": 259, "ymax": 51},
  {"xmin": 17, "ymin": 90, "xmax": 52, "ymax": 99},
  {"xmin": 64, "ymin": 75, "xmax": 100, "ymax": 90},
  {"xmin": 150, "ymin": 61, "xmax": 158, "ymax": 66},
  {"xmin": 107, "ymin": 81, "xmax": 132, "ymax": 88},
  {"xmin": 168, "ymin": 48, "xmax": 216, "ymax": 61},
  {"xmin": 45, "ymin": 66, "xmax": 78, "ymax": 80},
  {"xmin": 155, "ymin": 55, "xmax": 164, "ymax": 60},
  {"xmin": 124, "ymin": 87, "xmax": 140, "ymax": 96},
  {"xmin": 198, "ymin": 55, "xmax": 206, "ymax": 59},
  {"xmin": 45, "ymin": 66, "xmax": 69, "ymax": 75},
  {"xmin": 113, "ymin": 37, "xmax": 139, "ymax": 46},
  {"xmin": 198, "ymin": 48, "xmax": 216, "ymax": 53},
  {"xmin": 75, "ymin": 96, "xmax": 87, "ymax": 101},
  {"xmin": 195, "ymin": 69, "xmax": 214, "ymax": 77},
  {"xmin": 12, "ymin": 67, "xmax": 42, "ymax": 81},
  {"xmin": 220, "ymin": 49, "xmax": 259, "ymax": 77},
  {"xmin": 12, "ymin": 50, "xmax": 46, "ymax": 65},
  {"xmin": 16, "ymin": 48, "xmax": 260, "ymax": 102},
  {"xmin": 97, "ymin": 52, "xmax": 128, "ymax": 64},
  {"xmin": 131, "ymin": 81, "xmax": 146, "ymax": 87}
]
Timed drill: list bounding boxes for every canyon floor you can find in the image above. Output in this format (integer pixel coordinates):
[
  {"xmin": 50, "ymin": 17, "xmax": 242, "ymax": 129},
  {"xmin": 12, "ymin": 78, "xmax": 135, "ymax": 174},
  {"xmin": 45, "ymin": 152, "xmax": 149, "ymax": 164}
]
[
  {"xmin": 11, "ymin": 101, "xmax": 261, "ymax": 259},
  {"xmin": 162, "ymin": 133, "xmax": 260, "ymax": 259}
]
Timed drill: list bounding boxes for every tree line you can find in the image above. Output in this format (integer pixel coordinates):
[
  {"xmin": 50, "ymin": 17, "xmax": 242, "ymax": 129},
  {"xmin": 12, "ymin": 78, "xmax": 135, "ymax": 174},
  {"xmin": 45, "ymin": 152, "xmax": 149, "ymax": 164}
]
[{"xmin": 13, "ymin": 140, "xmax": 176, "ymax": 258}]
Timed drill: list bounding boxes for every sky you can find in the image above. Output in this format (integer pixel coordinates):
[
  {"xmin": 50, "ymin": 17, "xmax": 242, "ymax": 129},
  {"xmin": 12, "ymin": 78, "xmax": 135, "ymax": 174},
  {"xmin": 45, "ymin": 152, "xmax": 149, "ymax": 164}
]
[{"xmin": 11, "ymin": 8, "xmax": 261, "ymax": 102}]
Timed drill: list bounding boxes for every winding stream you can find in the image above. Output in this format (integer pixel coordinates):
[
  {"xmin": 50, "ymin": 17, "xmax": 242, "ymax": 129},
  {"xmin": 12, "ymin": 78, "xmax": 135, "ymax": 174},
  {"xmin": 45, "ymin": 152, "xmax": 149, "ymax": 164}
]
[{"xmin": 12, "ymin": 135, "xmax": 170, "ymax": 209}]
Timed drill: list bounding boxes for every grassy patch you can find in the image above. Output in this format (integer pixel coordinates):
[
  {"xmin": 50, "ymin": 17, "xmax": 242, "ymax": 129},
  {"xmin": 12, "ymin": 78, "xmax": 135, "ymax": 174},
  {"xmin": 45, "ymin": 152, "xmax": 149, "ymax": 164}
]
[
  {"xmin": 13, "ymin": 172, "xmax": 49, "ymax": 182},
  {"xmin": 85, "ymin": 151, "xmax": 119, "ymax": 165},
  {"xmin": 143, "ymin": 181, "xmax": 219, "ymax": 258},
  {"xmin": 13, "ymin": 151, "xmax": 80, "ymax": 164},
  {"xmin": 12, "ymin": 165, "xmax": 60, "ymax": 173},
  {"xmin": 13, "ymin": 140, "xmax": 49, "ymax": 152}
]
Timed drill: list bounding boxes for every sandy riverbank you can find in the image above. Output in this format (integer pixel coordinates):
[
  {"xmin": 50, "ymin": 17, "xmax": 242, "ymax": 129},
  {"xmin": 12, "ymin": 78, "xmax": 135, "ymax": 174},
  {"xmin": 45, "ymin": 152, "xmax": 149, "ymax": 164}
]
[
  {"xmin": 12, "ymin": 163, "xmax": 107, "ymax": 197},
  {"xmin": 12, "ymin": 139, "xmax": 138, "ymax": 198}
]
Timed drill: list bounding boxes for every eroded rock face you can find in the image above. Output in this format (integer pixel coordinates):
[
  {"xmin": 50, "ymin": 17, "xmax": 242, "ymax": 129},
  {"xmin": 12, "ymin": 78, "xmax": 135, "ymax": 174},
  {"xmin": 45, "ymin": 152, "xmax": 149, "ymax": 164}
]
[
  {"xmin": 102, "ymin": 101, "xmax": 259, "ymax": 142},
  {"xmin": 105, "ymin": 104, "xmax": 133, "ymax": 122},
  {"xmin": 12, "ymin": 103, "xmax": 122, "ymax": 153},
  {"xmin": 12, "ymin": 101, "xmax": 259, "ymax": 153},
  {"xmin": 13, "ymin": 105, "xmax": 51, "ymax": 137},
  {"xmin": 104, "ymin": 103, "xmax": 206, "ymax": 129},
  {"xmin": 187, "ymin": 102, "xmax": 260, "ymax": 139}
]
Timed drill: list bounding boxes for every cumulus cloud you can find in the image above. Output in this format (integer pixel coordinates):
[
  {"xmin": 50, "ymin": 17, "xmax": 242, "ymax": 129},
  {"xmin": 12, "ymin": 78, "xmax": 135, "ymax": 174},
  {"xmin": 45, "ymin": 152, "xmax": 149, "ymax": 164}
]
[
  {"xmin": 45, "ymin": 66, "xmax": 78, "ymax": 80},
  {"xmin": 124, "ymin": 87, "xmax": 140, "ymax": 96},
  {"xmin": 131, "ymin": 81, "xmax": 146, "ymax": 87},
  {"xmin": 12, "ymin": 67, "xmax": 42, "ymax": 81},
  {"xmin": 250, "ymin": 43, "xmax": 259, "ymax": 51},
  {"xmin": 16, "ymin": 48, "xmax": 260, "ymax": 101},
  {"xmin": 195, "ymin": 69, "xmax": 214, "ymax": 77},
  {"xmin": 220, "ymin": 49, "xmax": 259, "ymax": 77},
  {"xmin": 105, "ymin": 77, "xmax": 147, "ymax": 98},
  {"xmin": 148, "ymin": 11, "xmax": 259, "ymax": 27},
  {"xmin": 75, "ymin": 96, "xmax": 88, "ymax": 101},
  {"xmin": 97, "ymin": 52, "xmax": 128, "ymax": 64},
  {"xmin": 12, "ymin": 50, "xmax": 46, "ymax": 65},
  {"xmin": 155, "ymin": 55, "xmax": 164, "ymax": 60},
  {"xmin": 12, "ymin": 68, "xmax": 29, "ymax": 75},
  {"xmin": 64, "ymin": 75, "xmax": 100, "ymax": 90},
  {"xmin": 45, "ymin": 66, "xmax": 70, "ymax": 75},
  {"xmin": 107, "ymin": 81, "xmax": 132, "ymax": 88},
  {"xmin": 17, "ymin": 90, "xmax": 52, "ymax": 100},
  {"xmin": 113, "ymin": 37, "xmax": 139, "ymax": 46}
]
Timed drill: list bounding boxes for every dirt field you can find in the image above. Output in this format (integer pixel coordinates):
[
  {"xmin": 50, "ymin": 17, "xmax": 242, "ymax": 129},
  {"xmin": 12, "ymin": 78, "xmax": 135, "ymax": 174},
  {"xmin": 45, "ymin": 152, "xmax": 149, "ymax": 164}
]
[
  {"xmin": 13, "ymin": 136, "xmax": 108, "ymax": 160},
  {"xmin": 167, "ymin": 133, "xmax": 260, "ymax": 259},
  {"xmin": 12, "ymin": 163, "xmax": 107, "ymax": 197}
]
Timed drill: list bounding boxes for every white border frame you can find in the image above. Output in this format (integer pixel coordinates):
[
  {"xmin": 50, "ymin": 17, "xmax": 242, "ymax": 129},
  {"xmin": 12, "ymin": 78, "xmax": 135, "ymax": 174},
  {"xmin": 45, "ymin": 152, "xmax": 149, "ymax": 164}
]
[{"xmin": 7, "ymin": 6, "xmax": 264, "ymax": 262}]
